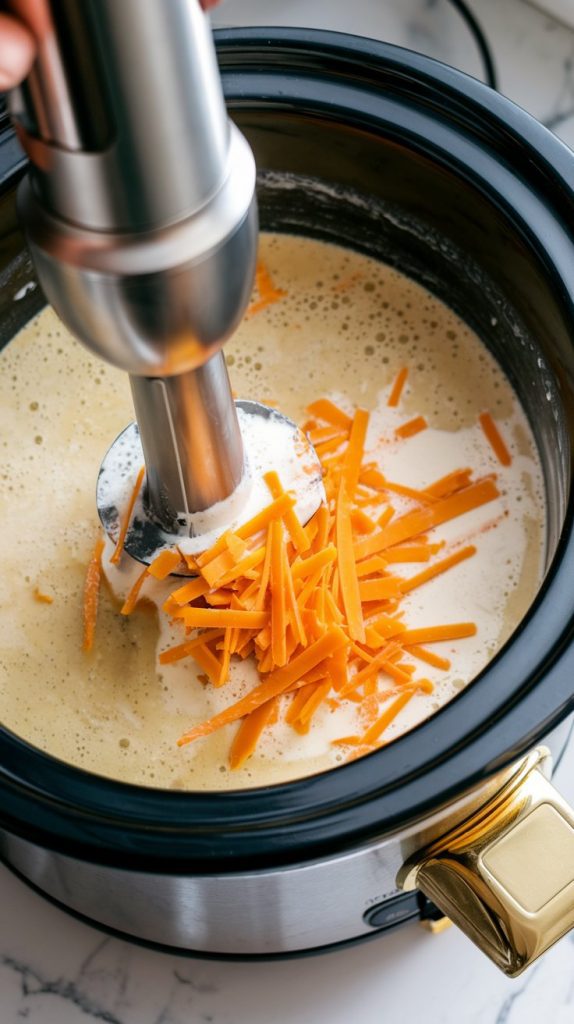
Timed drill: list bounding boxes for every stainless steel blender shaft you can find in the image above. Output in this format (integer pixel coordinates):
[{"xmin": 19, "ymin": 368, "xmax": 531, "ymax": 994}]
[
  {"xmin": 10, "ymin": 0, "xmax": 257, "ymax": 528},
  {"xmin": 131, "ymin": 353, "xmax": 244, "ymax": 524}
]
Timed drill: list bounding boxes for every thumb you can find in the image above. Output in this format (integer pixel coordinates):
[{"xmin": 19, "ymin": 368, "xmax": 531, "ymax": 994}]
[{"xmin": 0, "ymin": 13, "xmax": 35, "ymax": 91}]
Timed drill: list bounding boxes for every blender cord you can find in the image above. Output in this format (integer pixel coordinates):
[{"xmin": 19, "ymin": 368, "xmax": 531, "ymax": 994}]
[{"xmin": 445, "ymin": 0, "xmax": 499, "ymax": 90}]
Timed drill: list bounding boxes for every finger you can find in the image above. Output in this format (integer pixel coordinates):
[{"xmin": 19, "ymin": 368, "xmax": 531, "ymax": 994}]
[{"xmin": 0, "ymin": 13, "xmax": 36, "ymax": 91}]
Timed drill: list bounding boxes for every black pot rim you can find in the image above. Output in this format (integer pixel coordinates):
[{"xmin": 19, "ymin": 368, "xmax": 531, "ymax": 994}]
[{"xmin": 1, "ymin": 27, "xmax": 573, "ymax": 871}]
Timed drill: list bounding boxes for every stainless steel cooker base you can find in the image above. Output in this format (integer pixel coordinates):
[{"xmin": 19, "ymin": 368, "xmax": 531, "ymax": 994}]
[
  {"xmin": 0, "ymin": 853, "xmax": 424, "ymax": 960},
  {"xmin": 1, "ymin": 721, "xmax": 572, "ymax": 961}
]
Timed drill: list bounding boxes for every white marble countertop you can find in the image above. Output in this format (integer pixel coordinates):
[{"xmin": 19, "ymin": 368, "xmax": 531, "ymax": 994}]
[{"xmin": 2, "ymin": 1, "xmax": 574, "ymax": 1021}]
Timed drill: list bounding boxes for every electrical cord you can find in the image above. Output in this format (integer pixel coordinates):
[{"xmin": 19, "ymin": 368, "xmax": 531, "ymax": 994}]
[{"xmin": 445, "ymin": 0, "xmax": 498, "ymax": 90}]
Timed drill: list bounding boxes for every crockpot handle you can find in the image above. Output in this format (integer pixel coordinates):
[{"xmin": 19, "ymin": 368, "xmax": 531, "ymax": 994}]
[{"xmin": 398, "ymin": 748, "xmax": 574, "ymax": 977}]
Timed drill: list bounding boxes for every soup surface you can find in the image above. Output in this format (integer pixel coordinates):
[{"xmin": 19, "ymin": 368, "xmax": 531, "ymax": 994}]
[{"xmin": 0, "ymin": 233, "xmax": 545, "ymax": 788}]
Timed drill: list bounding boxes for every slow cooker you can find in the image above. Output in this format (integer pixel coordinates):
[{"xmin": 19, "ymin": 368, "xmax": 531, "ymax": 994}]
[{"xmin": 0, "ymin": 29, "xmax": 573, "ymax": 977}]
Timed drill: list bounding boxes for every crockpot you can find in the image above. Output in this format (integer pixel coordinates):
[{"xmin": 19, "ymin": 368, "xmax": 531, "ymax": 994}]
[{"xmin": 0, "ymin": 29, "xmax": 573, "ymax": 977}]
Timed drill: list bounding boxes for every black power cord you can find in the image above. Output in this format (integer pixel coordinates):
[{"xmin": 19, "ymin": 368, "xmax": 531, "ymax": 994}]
[{"xmin": 445, "ymin": 0, "xmax": 499, "ymax": 90}]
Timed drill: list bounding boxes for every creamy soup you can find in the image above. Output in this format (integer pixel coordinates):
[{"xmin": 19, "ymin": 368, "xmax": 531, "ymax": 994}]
[{"xmin": 0, "ymin": 233, "xmax": 545, "ymax": 789}]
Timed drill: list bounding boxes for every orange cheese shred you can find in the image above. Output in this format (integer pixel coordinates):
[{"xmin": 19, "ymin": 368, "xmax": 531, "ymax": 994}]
[
  {"xmin": 297, "ymin": 679, "xmax": 331, "ymax": 726},
  {"xmin": 351, "ymin": 508, "xmax": 376, "ymax": 534},
  {"xmin": 264, "ymin": 469, "xmax": 310, "ymax": 553},
  {"xmin": 192, "ymin": 642, "xmax": 225, "ymax": 687},
  {"xmin": 306, "ymin": 398, "xmax": 352, "ymax": 431},
  {"xmin": 354, "ymin": 478, "xmax": 499, "ymax": 561},
  {"xmin": 245, "ymin": 261, "xmax": 287, "ymax": 318},
  {"xmin": 308, "ymin": 425, "xmax": 349, "ymax": 446},
  {"xmin": 312, "ymin": 504, "xmax": 331, "ymax": 553},
  {"xmin": 169, "ymin": 576, "xmax": 210, "ymax": 608},
  {"xmin": 408, "ymin": 645, "xmax": 451, "ymax": 670},
  {"xmin": 229, "ymin": 696, "xmax": 279, "ymax": 769},
  {"xmin": 358, "ymin": 577, "xmax": 402, "ymax": 602},
  {"xmin": 395, "ymin": 415, "xmax": 428, "ymax": 440},
  {"xmin": 284, "ymin": 543, "xmax": 307, "ymax": 648},
  {"xmin": 270, "ymin": 518, "xmax": 288, "ymax": 668},
  {"xmin": 110, "ymin": 465, "xmax": 145, "ymax": 565},
  {"xmin": 147, "ymin": 549, "xmax": 182, "ymax": 580},
  {"xmin": 399, "ymin": 623, "xmax": 477, "ymax": 644},
  {"xmin": 286, "ymin": 682, "xmax": 319, "ymax": 727},
  {"xmin": 217, "ymin": 628, "xmax": 233, "ymax": 688},
  {"xmin": 120, "ymin": 565, "xmax": 148, "ymax": 616},
  {"xmin": 196, "ymin": 493, "xmax": 294, "ymax": 568},
  {"xmin": 217, "ymin": 546, "xmax": 266, "ymax": 589},
  {"xmin": 387, "ymin": 366, "xmax": 409, "ymax": 407},
  {"xmin": 398, "ymin": 545, "xmax": 477, "ymax": 594},
  {"xmin": 291, "ymin": 546, "xmax": 337, "ymax": 581},
  {"xmin": 336, "ymin": 484, "xmax": 365, "ymax": 643},
  {"xmin": 356, "ymin": 555, "xmax": 388, "ymax": 579},
  {"xmin": 255, "ymin": 524, "xmax": 273, "ymax": 612},
  {"xmin": 424, "ymin": 467, "xmax": 472, "ymax": 499},
  {"xmin": 360, "ymin": 689, "xmax": 416, "ymax": 745},
  {"xmin": 159, "ymin": 629, "xmax": 225, "ymax": 665},
  {"xmin": 178, "ymin": 607, "xmax": 269, "ymax": 630},
  {"xmin": 82, "ymin": 536, "xmax": 105, "ymax": 651},
  {"xmin": 341, "ymin": 408, "xmax": 370, "ymax": 496},
  {"xmin": 382, "ymin": 545, "xmax": 432, "ymax": 563},
  {"xmin": 479, "ymin": 411, "xmax": 512, "ymax": 466},
  {"xmin": 177, "ymin": 627, "xmax": 347, "ymax": 746}
]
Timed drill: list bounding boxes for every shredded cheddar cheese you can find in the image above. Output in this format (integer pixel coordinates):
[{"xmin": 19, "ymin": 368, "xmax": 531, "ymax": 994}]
[{"xmin": 87, "ymin": 387, "xmax": 507, "ymax": 770}]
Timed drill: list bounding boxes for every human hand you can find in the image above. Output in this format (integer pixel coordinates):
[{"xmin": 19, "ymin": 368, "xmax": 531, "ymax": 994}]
[
  {"xmin": 0, "ymin": 12, "xmax": 35, "ymax": 91},
  {"xmin": 0, "ymin": 0, "xmax": 221, "ymax": 92}
]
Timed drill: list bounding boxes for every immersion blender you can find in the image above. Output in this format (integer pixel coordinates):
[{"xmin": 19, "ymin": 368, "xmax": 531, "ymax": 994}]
[{"xmin": 8, "ymin": 0, "xmax": 323, "ymax": 564}]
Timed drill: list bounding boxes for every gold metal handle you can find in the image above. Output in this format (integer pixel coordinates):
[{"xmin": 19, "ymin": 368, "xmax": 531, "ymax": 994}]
[{"xmin": 398, "ymin": 749, "xmax": 574, "ymax": 977}]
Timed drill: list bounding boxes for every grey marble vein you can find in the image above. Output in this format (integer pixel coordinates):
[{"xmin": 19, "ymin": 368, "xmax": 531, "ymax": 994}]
[
  {"xmin": 173, "ymin": 968, "xmax": 218, "ymax": 994},
  {"xmin": 0, "ymin": 951, "xmax": 127, "ymax": 1024},
  {"xmin": 74, "ymin": 938, "xmax": 133, "ymax": 1020},
  {"xmin": 494, "ymin": 962, "xmax": 542, "ymax": 1024},
  {"xmin": 541, "ymin": 39, "xmax": 574, "ymax": 128},
  {"xmin": 77, "ymin": 938, "xmax": 113, "ymax": 977},
  {"xmin": 148, "ymin": 969, "xmax": 220, "ymax": 1024},
  {"xmin": 565, "ymin": 931, "xmax": 574, "ymax": 1005}
]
